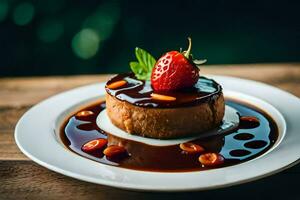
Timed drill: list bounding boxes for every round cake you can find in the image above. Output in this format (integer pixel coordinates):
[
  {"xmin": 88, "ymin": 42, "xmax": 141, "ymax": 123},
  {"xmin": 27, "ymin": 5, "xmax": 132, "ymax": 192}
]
[{"xmin": 105, "ymin": 73, "xmax": 225, "ymax": 139}]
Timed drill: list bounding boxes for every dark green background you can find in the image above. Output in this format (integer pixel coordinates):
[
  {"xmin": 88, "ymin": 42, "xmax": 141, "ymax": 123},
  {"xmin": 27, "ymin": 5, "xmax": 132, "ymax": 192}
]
[{"xmin": 1, "ymin": 0, "xmax": 299, "ymax": 77}]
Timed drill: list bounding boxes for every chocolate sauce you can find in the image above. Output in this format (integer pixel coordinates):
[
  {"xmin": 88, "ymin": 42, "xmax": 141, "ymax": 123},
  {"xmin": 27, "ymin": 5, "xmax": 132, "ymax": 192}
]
[
  {"xmin": 60, "ymin": 100, "xmax": 279, "ymax": 172},
  {"xmin": 233, "ymin": 133, "xmax": 255, "ymax": 140},
  {"xmin": 239, "ymin": 117, "xmax": 260, "ymax": 129},
  {"xmin": 105, "ymin": 73, "xmax": 222, "ymax": 108},
  {"xmin": 229, "ymin": 149, "xmax": 252, "ymax": 157},
  {"xmin": 244, "ymin": 140, "xmax": 268, "ymax": 149}
]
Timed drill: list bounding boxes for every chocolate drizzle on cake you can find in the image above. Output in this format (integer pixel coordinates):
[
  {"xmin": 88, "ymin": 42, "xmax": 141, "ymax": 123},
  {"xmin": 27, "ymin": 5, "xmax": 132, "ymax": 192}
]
[{"xmin": 105, "ymin": 73, "xmax": 222, "ymax": 108}]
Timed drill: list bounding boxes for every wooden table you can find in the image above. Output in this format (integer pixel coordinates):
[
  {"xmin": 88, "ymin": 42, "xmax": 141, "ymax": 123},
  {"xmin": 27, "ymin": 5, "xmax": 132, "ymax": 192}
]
[{"xmin": 1, "ymin": 63, "xmax": 300, "ymax": 200}]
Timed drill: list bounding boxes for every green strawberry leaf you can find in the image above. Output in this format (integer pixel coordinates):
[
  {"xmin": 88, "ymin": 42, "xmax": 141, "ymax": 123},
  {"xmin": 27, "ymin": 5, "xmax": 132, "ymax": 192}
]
[
  {"xmin": 129, "ymin": 47, "xmax": 156, "ymax": 80},
  {"xmin": 129, "ymin": 61, "xmax": 149, "ymax": 80},
  {"xmin": 193, "ymin": 59, "xmax": 207, "ymax": 66}
]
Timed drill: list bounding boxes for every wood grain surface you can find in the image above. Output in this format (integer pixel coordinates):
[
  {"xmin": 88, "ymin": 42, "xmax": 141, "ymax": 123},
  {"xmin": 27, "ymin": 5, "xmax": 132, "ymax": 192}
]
[{"xmin": 1, "ymin": 63, "xmax": 300, "ymax": 200}]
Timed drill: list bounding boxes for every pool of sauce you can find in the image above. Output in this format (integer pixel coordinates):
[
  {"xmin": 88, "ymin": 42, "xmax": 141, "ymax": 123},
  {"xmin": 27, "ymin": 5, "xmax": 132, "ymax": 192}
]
[
  {"xmin": 105, "ymin": 73, "xmax": 222, "ymax": 108},
  {"xmin": 60, "ymin": 100, "xmax": 279, "ymax": 172}
]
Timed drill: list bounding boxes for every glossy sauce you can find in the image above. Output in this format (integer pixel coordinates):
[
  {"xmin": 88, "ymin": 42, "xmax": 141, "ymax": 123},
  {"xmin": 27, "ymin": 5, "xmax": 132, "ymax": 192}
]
[
  {"xmin": 60, "ymin": 100, "xmax": 279, "ymax": 172},
  {"xmin": 105, "ymin": 73, "xmax": 222, "ymax": 108}
]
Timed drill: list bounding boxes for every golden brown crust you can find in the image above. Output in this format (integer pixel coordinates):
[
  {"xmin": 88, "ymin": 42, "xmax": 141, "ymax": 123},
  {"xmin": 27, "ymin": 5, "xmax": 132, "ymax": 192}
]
[{"xmin": 105, "ymin": 93, "xmax": 225, "ymax": 139}]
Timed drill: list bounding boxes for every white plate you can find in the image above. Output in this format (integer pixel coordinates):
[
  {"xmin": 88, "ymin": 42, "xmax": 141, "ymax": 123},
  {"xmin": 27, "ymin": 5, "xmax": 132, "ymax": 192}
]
[{"xmin": 15, "ymin": 75, "xmax": 300, "ymax": 191}]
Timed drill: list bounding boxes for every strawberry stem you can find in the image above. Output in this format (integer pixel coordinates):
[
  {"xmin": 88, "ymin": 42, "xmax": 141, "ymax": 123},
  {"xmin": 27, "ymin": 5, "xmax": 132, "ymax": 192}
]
[{"xmin": 183, "ymin": 37, "xmax": 192, "ymax": 59}]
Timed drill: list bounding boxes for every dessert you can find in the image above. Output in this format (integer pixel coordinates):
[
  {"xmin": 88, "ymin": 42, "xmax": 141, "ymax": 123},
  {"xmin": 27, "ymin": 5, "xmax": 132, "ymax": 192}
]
[
  {"xmin": 60, "ymin": 38, "xmax": 279, "ymax": 172},
  {"xmin": 105, "ymin": 38, "xmax": 225, "ymax": 139}
]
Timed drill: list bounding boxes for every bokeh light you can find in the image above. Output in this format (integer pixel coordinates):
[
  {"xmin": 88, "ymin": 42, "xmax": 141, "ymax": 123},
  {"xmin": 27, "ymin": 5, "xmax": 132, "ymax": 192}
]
[
  {"xmin": 71, "ymin": 28, "xmax": 100, "ymax": 59},
  {"xmin": 12, "ymin": 2, "xmax": 35, "ymax": 26},
  {"xmin": 83, "ymin": 1, "xmax": 120, "ymax": 41},
  {"xmin": 70, "ymin": 1, "xmax": 120, "ymax": 60},
  {"xmin": 37, "ymin": 19, "xmax": 64, "ymax": 43},
  {"xmin": 0, "ymin": 0, "xmax": 8, "ymax": 22}
]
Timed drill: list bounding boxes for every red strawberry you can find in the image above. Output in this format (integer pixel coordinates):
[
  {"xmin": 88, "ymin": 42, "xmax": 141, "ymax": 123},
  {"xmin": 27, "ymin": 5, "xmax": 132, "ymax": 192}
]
[{"xmin": 151, "ymin": 38, "xmax": 206, "ymax": 91}]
